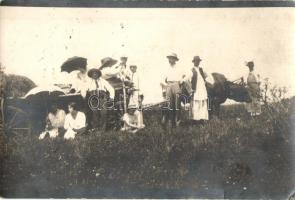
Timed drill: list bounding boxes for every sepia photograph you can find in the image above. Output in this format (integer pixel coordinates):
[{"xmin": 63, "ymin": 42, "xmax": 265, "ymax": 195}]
[{"xmin": 0, "ymin": 3, "xmax": 295, "ymax": 199}]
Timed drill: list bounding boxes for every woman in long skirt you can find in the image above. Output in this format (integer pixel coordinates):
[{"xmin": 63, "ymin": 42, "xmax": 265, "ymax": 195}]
[
  {"xmin": 244, "ymin": 61, "xmax": 261, "ymax": 116},
  {"xmin": 189, "ymin": 56, "xmax": 209, "ymax": 124}
]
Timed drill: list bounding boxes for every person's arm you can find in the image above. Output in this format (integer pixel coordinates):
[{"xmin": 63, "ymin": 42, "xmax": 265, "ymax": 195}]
[
  {"xmin": 201, "ymin": 68, "xmax": 208, "ymax": 79},
  {"xmin": 46, "ymin": 115, "xmax": 53, "ymax": 130},
  {"xmin": 102, "ymin": 79, "xmax": 115, "ymax": 99},
  {"xmin": 64, "ymin": 115, "xmax": 70, "ymax": 130},
  {"xmin": 73, "ymin": 112, "xmax": 86, "ymax": 133},
  {"xmin": 73, "ymin": 127, "xmax": 86, "ymax": 134},
  {"xmin": 202, "ymin": 69, "xmax": 214, "ymax": 85},
  {"xmin": 182, "ymin": 68, "xmax": 193, "ymax": 82}
]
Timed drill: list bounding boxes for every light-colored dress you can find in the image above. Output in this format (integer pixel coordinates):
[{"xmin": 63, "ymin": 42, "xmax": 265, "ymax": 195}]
[
  {"xmin": 39, "ymin": 109, "xmax": 66, "ymax": 140},
  {"xmin": 71, "ymin": 72, "xmax": 90, "ymax": 98},
  {"xmin": 64, "ymin": 111, "xmax": 86, "ymax": 139},
  {"xmin": 128, "ymin": 71, "xmax": 142, "ymax": 107},
  {"xmin": 189, "ymin": 66, "xmax": 209, "ymax": 120}
]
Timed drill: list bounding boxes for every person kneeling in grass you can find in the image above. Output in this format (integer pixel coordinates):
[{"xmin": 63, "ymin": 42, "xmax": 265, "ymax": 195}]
[
  {"xmin": 64, "ymin": 102, "xmax": 86, "ymax": 140},
  {"xmin": 121, "ymin": 104, "xmax": 145, "ymax": 133},
  {"xmin": 39, "ymin": 105, "xmax": 66, "ymax": 140}
]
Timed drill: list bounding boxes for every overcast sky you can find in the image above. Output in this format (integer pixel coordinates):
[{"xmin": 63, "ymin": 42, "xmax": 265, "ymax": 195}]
[{"xmin": 1, "ymin": 7, "xmax": 295, "ymax": 103}]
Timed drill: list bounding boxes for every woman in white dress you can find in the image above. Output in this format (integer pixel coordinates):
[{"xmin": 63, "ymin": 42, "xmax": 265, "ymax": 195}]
[{"xmin": 187, "ymin": 56, "xmax": 209, "ymax": 124}]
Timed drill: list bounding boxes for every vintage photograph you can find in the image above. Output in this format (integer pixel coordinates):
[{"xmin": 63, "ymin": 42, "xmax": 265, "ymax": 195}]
[{"xmin": 0, "ymin": 5, "xmax": 295, "ymax": 199}]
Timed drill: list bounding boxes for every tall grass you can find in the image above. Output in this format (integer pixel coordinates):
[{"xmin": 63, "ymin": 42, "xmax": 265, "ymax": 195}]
[{"xmin": 0, "ymin": 88, "xmax": 294, "ymax": 198}]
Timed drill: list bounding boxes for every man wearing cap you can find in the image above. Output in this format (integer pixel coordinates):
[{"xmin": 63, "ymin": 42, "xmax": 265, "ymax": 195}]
[
  {"xmin": 243, "ymin": 61, "xmax": 261, "ymax": 116},
  {"xmin": 87, "ymin": 68, "xmax": 115, "ymax": 131},
  {"xmin": 186, "ymin": 56, "xmax": 209, "ymax": 123},
  {"xmin": 161, "ymin": 53, "xmax": 185, "ymax": 127}
]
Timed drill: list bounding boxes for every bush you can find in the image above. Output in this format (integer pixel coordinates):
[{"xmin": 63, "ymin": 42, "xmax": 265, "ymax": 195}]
[{"xmin": 4, "ymin": 74, "xmax": 36, "ymax": 98}]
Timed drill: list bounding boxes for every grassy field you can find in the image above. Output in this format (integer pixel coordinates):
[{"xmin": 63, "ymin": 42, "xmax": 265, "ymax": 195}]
[{"xmin": 0, "ymin": 98, "xmax": 294, "ymax": 199}]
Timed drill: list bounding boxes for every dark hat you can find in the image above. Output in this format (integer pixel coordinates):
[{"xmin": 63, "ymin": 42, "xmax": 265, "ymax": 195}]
[
  {"xmin": 130, "ymin": 65, "xmax": 137, "ymax": 68},
  {"xmin": 192, "ymin": 56, "xmax": 202, "ymax": 63},
  {"xmin": 99, "ymin": 57, "xmax": 118, "ymax": 70},
  {"xmin": 87, "ymin": 68, "xmax": 102, "ymax": 78},
  {"xmin": 167, "ymin": 53, "xmax": 179, "ymax": 61},
  {"xmin": 245, "ymin": 61, "xmax": 254, "ymax": 67}
]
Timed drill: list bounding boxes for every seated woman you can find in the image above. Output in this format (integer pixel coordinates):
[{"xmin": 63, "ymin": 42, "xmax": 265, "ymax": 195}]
[
  {"xmin": 64, "ymin": 102, "xmax": 86, "ymax": 140},
  {"xmin": 121, "ymin": 104, "xmax": 145, "ymax": 133},
  {"xmin": 39, "ymin": 105, "xmax": 66, "ymax": 140}
]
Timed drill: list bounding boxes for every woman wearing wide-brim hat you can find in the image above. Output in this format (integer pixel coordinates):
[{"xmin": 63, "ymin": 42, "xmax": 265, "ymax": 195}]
[
  {"xmin": 99, "ymin": 57, "xmax": 121, "ymax": 81},
  {"xmin": 99, "ymin": 57, "xmax": 118, "ymax": 70},
  {"xmin": 86, "ymin": 68, "xmax": 114, "ymax": 131}
]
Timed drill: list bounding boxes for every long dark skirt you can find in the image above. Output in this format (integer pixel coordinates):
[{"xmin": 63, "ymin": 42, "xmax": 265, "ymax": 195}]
[{"xmin": 86, "ymin": 91, "xmax": 110, "ymax": 131}]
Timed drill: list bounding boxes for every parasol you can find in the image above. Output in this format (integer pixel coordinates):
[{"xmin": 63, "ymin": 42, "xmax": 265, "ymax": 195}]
[
  {"xmin": 61, "ymin": 56, "xmax": 87, "ymax": 73},
  {"xmin": 24, "ymin": 85, "xmax": 65, "ymax": 100}
]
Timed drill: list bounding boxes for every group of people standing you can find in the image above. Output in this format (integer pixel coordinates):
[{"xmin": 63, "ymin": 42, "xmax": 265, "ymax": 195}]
[
  {"xmin": 161, "ymin": 53, "xmax": 262, "ymax": 127},
  {"xmin": 161, "ymin": 53, "xmax": 212, "ymax": 127}
]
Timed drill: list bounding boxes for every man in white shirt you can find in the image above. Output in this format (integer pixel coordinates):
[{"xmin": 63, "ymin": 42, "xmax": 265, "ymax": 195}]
[
  {"xmin": 64, "ymin": 102, "xmax": 86, "ymax": 140},
  {"xmin": 161, "ymin": 53, "xmax": 184, "ymax": 127}
]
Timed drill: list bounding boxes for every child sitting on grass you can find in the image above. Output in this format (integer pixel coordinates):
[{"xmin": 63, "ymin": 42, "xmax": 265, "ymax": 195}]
[{"xmin": 121, "ymin": 104, "xmax": 145, "ymax": 133}]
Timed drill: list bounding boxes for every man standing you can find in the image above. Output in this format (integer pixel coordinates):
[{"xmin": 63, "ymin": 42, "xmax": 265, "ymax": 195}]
[
  {"xmin": 161, "ymin": 53, "xmax": 184, "ymax": 127},
  {"xmin": 243, "ymin": 61, "xmax": 261, "ymax": 117},
  {"xmin": 188, "ymin": 56, "xmax": 209, "ymax": 124}
]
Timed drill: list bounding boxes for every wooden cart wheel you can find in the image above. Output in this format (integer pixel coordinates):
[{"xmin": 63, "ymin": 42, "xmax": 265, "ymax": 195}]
[{"xmin": 4, "ymin": 105, "xmax": 32, "ymax": 135}]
